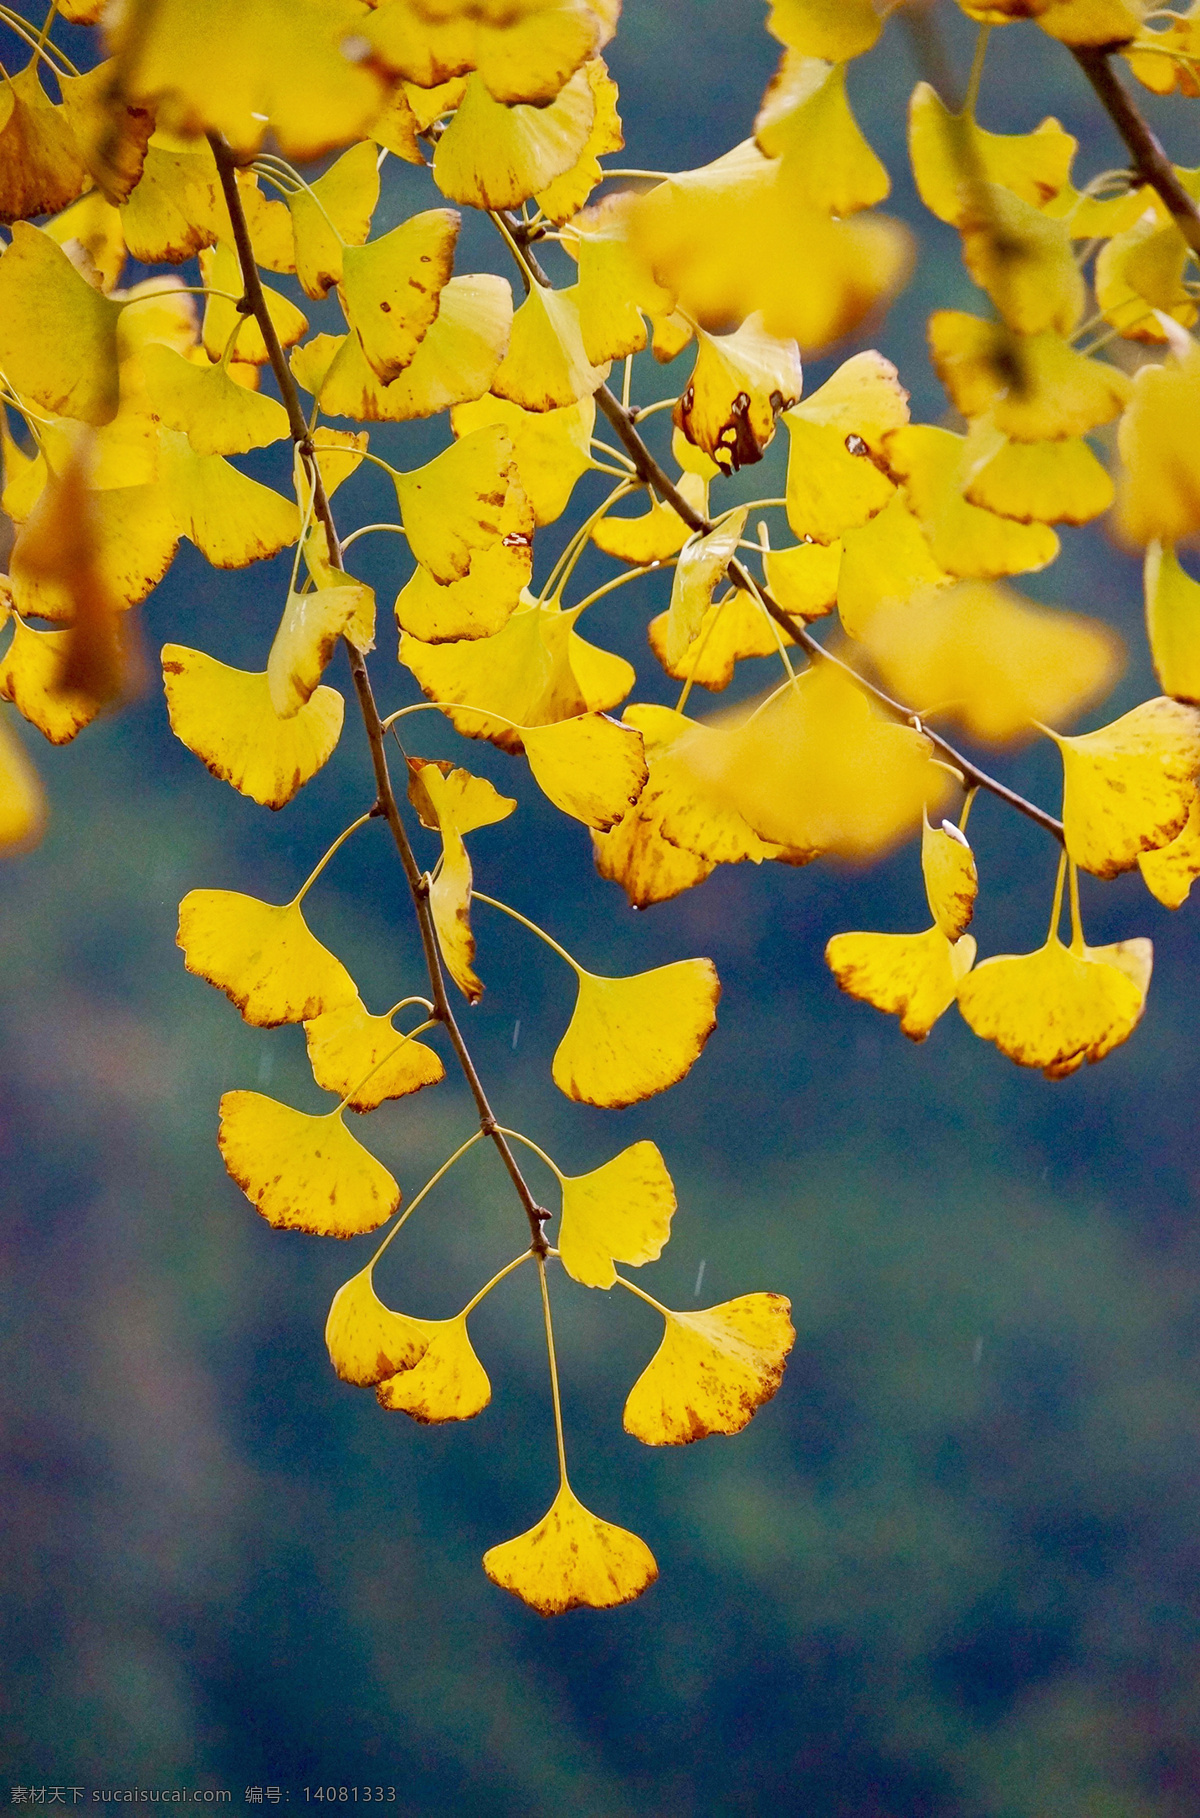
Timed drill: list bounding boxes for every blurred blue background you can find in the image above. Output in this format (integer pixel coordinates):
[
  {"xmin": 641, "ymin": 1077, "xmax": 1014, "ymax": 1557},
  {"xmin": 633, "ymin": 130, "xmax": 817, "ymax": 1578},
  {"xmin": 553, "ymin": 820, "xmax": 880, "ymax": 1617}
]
[{"xmin": 4, "ymin": 4, "xmax": 1200, "ymax": 1811}]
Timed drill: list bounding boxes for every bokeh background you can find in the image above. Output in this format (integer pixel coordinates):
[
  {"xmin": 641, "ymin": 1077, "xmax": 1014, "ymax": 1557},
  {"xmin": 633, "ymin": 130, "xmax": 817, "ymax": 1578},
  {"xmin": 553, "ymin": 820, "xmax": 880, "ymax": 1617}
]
[{"xmin": 4, "ymin": 5, "xmax": 1200, "ymax": 1811}]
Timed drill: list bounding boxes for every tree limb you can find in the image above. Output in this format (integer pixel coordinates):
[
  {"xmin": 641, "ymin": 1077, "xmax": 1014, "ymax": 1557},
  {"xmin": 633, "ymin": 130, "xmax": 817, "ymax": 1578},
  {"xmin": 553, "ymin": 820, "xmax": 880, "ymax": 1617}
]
[
  {"xmin": 593, "ymin": 385, "xmax": 1066, "ymax": 843},
  {"xmin": 1071, "ymin": 46, "xmax": 1200, "ymax": 259},
  {"xmin": 207, "ymin": 132, "xmax": 550, "ymax": 1255}
]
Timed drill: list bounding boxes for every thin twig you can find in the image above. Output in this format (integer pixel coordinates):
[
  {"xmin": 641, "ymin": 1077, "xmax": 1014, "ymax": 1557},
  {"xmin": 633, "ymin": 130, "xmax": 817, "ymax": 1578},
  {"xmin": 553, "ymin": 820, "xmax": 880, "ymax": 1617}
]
[
  {"xmin": 1071, "ymin": 47, "xmax": 1200, "ymax": 258},
  {"xmin": 592, "ymin": 384, "xmax": 1065, "ymax": 842},
  {"xmin": 207, "ymin": 132, "xmax": 551, "ymax": 1256}
]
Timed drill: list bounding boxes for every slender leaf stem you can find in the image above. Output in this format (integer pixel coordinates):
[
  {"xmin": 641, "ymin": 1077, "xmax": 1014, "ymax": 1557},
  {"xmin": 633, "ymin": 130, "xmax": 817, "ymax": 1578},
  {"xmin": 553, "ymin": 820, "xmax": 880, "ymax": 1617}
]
[
  {"xmin": 459, "ymin": 1250, "xmax": 534, "ymax": 1320},
  {"xmin": 369, "ymin": 1129, "xmax": 487, "ymax": 1268},
  {"xmin": 472, "ymin": 892, "xmax": 582, "ymax": 974},
  {"xmin": 537, "ymin": 1256, "xmax": 570, "ymax": 1488},
  {"xmin": 294, "ymin": 810, "xmax": 374, "ymax": 904}
]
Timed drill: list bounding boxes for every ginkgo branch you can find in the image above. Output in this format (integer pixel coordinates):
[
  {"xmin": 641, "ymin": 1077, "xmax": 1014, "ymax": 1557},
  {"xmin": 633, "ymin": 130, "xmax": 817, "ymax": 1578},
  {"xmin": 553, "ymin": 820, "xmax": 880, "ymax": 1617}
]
[
  {"xmin": 591, "ymin": 383, "xmax": 1066, "ymax": 843},
  {"xmin": 208, "ymin": 131, "xmax": 553, "ymax": 1259},
  {"xmin": 1070, "ymin": 47, "xmax": 1200, "ymax": 258}
]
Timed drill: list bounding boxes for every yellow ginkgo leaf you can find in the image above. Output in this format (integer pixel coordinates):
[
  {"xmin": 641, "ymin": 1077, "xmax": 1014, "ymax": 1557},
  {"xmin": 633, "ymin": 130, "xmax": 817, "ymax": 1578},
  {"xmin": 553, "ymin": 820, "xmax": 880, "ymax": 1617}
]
[
  {"xmin": 557, "ymin": 1141, "xmax": 675, "ymax": 1290},
  {"xmin": 159, "ymin": 430, "xmax": 299, "ymax": 569},
  {"xmin": 959, "ymin": 185, "xmax": 1085, "ymax": 337},
  {"xmin": 401, "ymin": 595, "xmax": 633, "ymax": 751},
  {"xmin": 139, "ymin": 342, "xmax": 289, "ymax": 456},
  {"xmin": 621, "ymin": 704, "xmax": 784, "ymax": 868},
  {"xmin": 665, "ymin": 511, "xmax": 748, "ymax": 669},
  {"xmin": 306, "ymin": 997, "xmax": 445, "ymax": 1111},
  {"xmin": 826, "ymin": 924, "xmax": 977, "ymax": 1040},
  {"xmin": 394, "ymin": 424, "xmax": 528, "ymax": 583},
  {"xmin": 907, "ymin": 81, "xmax": 1076, "ymax": 227},
  {"xmin": 44, "ymin": 188, "xmax": 127, "ymax": 294},
  {"xmin": 395, "ymin": 537, "xmax": 531, "ymax": 644},
  {"xmin": 339, "ymin": 209, "xmax": 460, "ymax": 383},
  {"xmin": 592, "ymin": 474, "xmax": 707, "ymax": 566},
  {"xmin": 648, "ymin": 586, "xmax": 797, "ymax": 692},
  {"xmin": 370, "ymin": 0, "xmax": 612, "ymax": 109},
  {"xmin": 161, "ymin": 645, "xmax": 342, "ymax": 808},
  {"xmin": 885, "ymin": 424, "xmax": 1060, "ymax": 579},
  {"xmin": 592, "ymin": 808, "xmax": 715, "ymax": 908},
  {"xmin": 490, "ymin": 281, "xmax": 609, "ymax": 412},
  {"xmin": 0, "ymin": 618, "xmax": 104, "ymax": 746},
  {"xmin": 287, "ymin": 141, "xmax": 379, "ymax": 300},
  {"xmin": 631, "ymin": 138, "xmax": 912, "ymax": 353},
  {"xmin": 1145, "ymin": 542, "xmax": 1200, "ymax": 703},
  {"xmin": 922, "ymin": 813, "xmax": 978, "ymax": 939},
  {"xmin": 0, "ymin": 710, "xmax": 46, "ymax": 855},
  {"xmin": 836, "ymin": 493, "xmax": 950, "ymax": 639},
  {"xmin": 624, "ymin": 1293, "xmax": 796, "ymax": 1445},
  {"xmin": 368, "ymin": 84, "xmax": 429, "ymax": 163},
  {"xmin": 10, "ymin": 473, "xmax": 178, "ymax": 624},
  {"xmin": 1138, "ymin": 793, "xmax": 1200, "ymax": 907},
  {"xmin": 858, "ymin": 579, "xmax": 1122, "ymax": 745},
  {"xmin": 218, "ymin": 1090, "xmax": 400, "ymax": 1237},
  {"xmin": 177, "ymin": 889, "xmax": 356, "ymax": 1027},
  {"xmin": 675, "ymin": 314, "xmax": 802, "ymax": 474},
  {"xmin": 199, "ymin": 242, "xmax": 308, "ymax": 365},
  {"xmin": 781, "ymin": 349, "xmax": 909, "ymax": 542},
  {"xmin": 452, "ymin": 392, "xmax": 593, "ymax": 525},
  {"xmin": 553, "ymin": 958, "xmax": 720, "ymax": 1107},
  {"xmin": 409, "ymin": 759, "xmax": 516, "ymax": 1001},
  {"xmin": 701, "ymin": 667, "xmax": 945, "ymax": 861},
  {"xmin": 564, "ymin": 190, "xmax": 673, "ymax": 364},
  {"xmin": 957, "ymin": 932, "xmax": 1150, "ymax": 1077},
  {"xmin": 108, "ymin": 0, "xmax": 389, "ymax": 163},
  {"xmin": 0, "ymin": 223, "xmax": 122, "ymax": 426},
  {"xmin": 767, "ymin": 0, "xmax": 883, "ymax": 59},
  {"xmin": 1036, "ymin": 0, "xmax": 1145, "ymax": 48},
  {"xmin": 1114, "ymin": 348, "xmax": 1200, "ymax": 547},
  {"xmin": 325, "ymin": 1265, "xmax": 435, "ymax": 1384},
  {"xmin": 483, "ymin": 1480, "xmax": 658, "ymax": 1615},
  {"xmin": 1049, "ymin": 697, "xmax": 1200, "ymax": 878},
  {"xmin": 522, "ymin": 714, "xmax": 648, "ymax": 830},
  {"xmin": 118, "ymin": 137, "xmax": 222, "ymax": 266},
  {"xmin": 762, "ymin": 542, "xmax": 841, "ymax": 622},
  {"xmin": 0, "ymin": 60, "xmax": 87, "ymax": 225},
  {"xmin": 376, "ymin": 1316, "xmax": 491, "ymax": 1423},
  {"xmin": 57, "ymin": 58, "xmax": 154, "ymax": 207},
  {"xmin": 964, "ymin": 429, "xmax": 1114, "ymax": 527},
  {"xmin": 294, "ymin": 275, "xmax": 513, "ymax": 425},
  {"xmin": 755, "ymin": 53, "xmax": 889, "ymax": 214},
  {"xmin": 927, "ymin": 312, "xmax": 1132, "ymax": 441},
  {"xmin": 535, "ymin": 57, "xmax": 624, "ymax": 223},
  {"xmin": 266, "ymin": 586, "xmax": 363, "ymax": 718},
  {"xmin": 432, "ymin": 65, "xmax": 595, "ymax": 209}
]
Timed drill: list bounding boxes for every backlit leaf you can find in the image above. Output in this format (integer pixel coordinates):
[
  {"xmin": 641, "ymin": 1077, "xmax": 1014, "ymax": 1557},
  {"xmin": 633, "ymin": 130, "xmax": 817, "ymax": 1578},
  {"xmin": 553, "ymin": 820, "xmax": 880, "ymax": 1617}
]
[
  {"xmin": 305, "ymin": 998, "xmax": 445, "ymax": 1112},
  {"xmin": 552, "ymin": 958, "xmax": 720, "ymax": 1107},
  {"xmin": 288, "ymin": 141, "xmax": 380, "ymax": 300},
  {"xmin": 592, "ymin": 806, "xmax": 715, "ymax": 907},
  {"xmin": 557, "ymin": 1140, "xmax": 676, "ymax": 1289},
  {"xmin": 218, "ymin": 1090, "xmax": 401, "ymax": 1236},
  {"xmin": 452, "ymin": 392, "xmax": 592, "ymax": 525},
  {"xmin": 394, "ymin": 425, "xmax": 528, "ymax": 583},
  {"xmin": 376, "ymin": 1317, "xmax": 491, "ymax": 1423},
  {"xmin": 674, "ymin": 315, "xmax": 802, "ymax": 474},
  {"xmin": 1048, "ymin": 697, "xmax": 1200, "ymax": 878},
  {"xmin": 957, "ymin": 932, "xmax": 1150, "ymax": 1077},
  {"xmin": 591, "ymin": 475, "xmax": 706, "ymax": 565},
  {"xmin": 491, "ymin": 281, "xmax": 609, "ymax": 411},
  {"xmin": 623, "ymin": 1293, "xmax": 795, "ymax": 1445},
  {"xmin": 1138, "ymin": 794, "xmax": 1200, "ymax": 908},
  {"xmin": 139, "ymin": 342, "xmax": 290, "ymax": 455},
  {"xmin": 340, "ymin": 209, "xmax": 460, "ymax": 383},
  {"xmin": 177, "ymin": 889, "xmax": 356, "ymax": 1027},
  {"xmin": 927, "ymin": 312, "xmax": 1132, "ymax": 440},
  {"xmin": 885, "ymin": 424, "xmax": 1060, "ymax": 579},
  {"xmin": 826, "ymin": 924, "xmax": 976, "ymax": 1040},
  {"xmin": 1114, "ymin": 348, "xmax": 1200, "ymax": 546},
  {"xmin": 408, "ymin": 759, "xmax": 516, "ymax": 1001},
  {"xmin": 1145, "ymin": 542, "xmax": 1200, "ymax": 703},
  {"xmin": 755, "ymin": 54, "xmax": 889, "ymax": 214},
  {"xmin": 0, "ymin": 619, "xmax": 104, "ymax": 746},
  {"xmin": 325, "ymin": 1266, "xmax": 434, "ymax": 1384},
  {"xmin": 432, "ymin": 65, "xmax": 596, "ymax": 209},
  {"xmin": 649, "ymin": 586, "xmax": 797, "ymax": 692},
  {"xmin": 907, "ymin": 81, "xmax": 1075, "ymax": 227},
  {"xmin": 922, "ymin": 813, "xmax": 978, "ymax": 940},
  {"xmin": 483, "ymin": 1481, "xmax": 658, "ymax": 1614},
  {"xmin": 0, "ymin": 223, "xmax": 122, "ymax": 425},
  {"xmin": 664, "ymin": 512, "xmax": 748, "ymax": 668},
  {"xmin": 0, "ymin": 61, "xmax": 87, "ymax": 225},
  {"xmin": 161, "ymin": 645, "xmax": 343, "ymax": 808},
  {"xmin": 267, "ymin": 586, "xmax": 362, "ymax": 718}
]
